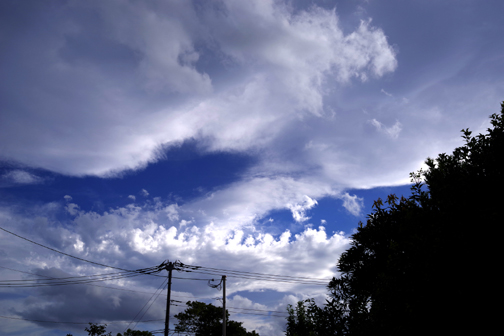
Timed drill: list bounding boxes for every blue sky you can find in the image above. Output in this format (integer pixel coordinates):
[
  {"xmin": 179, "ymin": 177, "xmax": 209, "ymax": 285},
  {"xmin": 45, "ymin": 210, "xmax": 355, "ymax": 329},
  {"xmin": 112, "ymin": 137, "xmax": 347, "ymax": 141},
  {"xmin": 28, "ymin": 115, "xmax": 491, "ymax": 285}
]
[{"xmin": 1, "ymin": 0, "xmax": 503, "ymax": 335}]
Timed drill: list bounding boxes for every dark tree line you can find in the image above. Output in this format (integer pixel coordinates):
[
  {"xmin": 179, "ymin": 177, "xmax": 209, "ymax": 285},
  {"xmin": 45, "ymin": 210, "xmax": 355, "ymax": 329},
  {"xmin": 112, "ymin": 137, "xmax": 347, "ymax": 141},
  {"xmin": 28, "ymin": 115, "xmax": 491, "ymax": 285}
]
[
  {"xmin": 174, "ymin": 301, "xmax": 259, "ymax": 336},
  {"xmin": 67, "ymin": 323, "xmax": 153, "ymax": 336},
  {"xmin": 67, "ymin": 301, "xmax": 259, "ymax": 336},
  {"xmin": 286, "ymin": 102, "xmax": 503, "ymax": 336}
]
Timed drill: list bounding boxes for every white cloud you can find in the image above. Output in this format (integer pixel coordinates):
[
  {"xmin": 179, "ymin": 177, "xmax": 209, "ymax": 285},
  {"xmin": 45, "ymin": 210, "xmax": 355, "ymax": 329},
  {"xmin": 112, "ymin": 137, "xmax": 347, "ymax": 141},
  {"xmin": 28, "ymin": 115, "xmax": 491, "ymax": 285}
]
[
  {"xmin": 178, "ymin": 176, "xmax": 337, "ymax": 234},
  {"xmin": 340, "ymin": 193, "xmax": 364, "ymax": 217},
  {"xmin": 370, "ymin": 118, "xmax": 403, "ymax": 139},
  {"xmin": 93, "ymin": 0, "xmax": 212, "ymax": 95},
  {"xmin": 140, "ymin": 189, "xmax": 149, "ymax": 197},
  {"xmin": 287, "ymin": 196, "xmax": 318, "ymax": 223},
  {"xmin": 0, "ymin": 1, "xmax": 397, "ymax": 177},
  {"xmin": 65, "ymin": 203, "xmax": 80, "ymax": 216},
  {"xmin": 1, "ymin": 170, "xmax": 43, "ymax": 185},
  {"xmin": 381, "ymin": 88, "xmax": 393, "ymax": 97},
  {"xmin": 0, "ymin": 197, "xmax": 349, "ymax": 335},
  {"xmin": 207, "ymin": 4, "xmax": 397, "ymax": 115},
  {"xmin": 164, "ymin": 204, "xmax": 179, "ymax": 221}
]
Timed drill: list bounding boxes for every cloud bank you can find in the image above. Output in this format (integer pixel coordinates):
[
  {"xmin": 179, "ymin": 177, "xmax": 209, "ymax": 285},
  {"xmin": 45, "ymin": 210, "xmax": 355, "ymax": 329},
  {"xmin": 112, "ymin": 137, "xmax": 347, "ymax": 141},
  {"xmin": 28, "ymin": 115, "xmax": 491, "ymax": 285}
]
[
  {"xmin": 0, "ymin": 0, "xmax": 397, "ymax": 179},
  {"xmin": 0, "ymin": 195, "xmax": 349, "ymax": 335}
]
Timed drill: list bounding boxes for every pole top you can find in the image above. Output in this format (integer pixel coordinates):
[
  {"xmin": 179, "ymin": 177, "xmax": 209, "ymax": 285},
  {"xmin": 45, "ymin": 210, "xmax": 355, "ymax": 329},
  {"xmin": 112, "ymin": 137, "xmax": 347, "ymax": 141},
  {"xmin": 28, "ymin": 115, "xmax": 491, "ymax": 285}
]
[{"xmin": 165, "ymin": 261, "xmax": 175, "ymax": 271}]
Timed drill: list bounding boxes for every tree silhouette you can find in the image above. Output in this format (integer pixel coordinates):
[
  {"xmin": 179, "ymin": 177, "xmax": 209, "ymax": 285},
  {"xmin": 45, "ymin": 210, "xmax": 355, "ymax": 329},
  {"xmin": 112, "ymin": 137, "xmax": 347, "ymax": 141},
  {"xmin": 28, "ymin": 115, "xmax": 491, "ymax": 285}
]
[
  {"xmin": 286, "ymin": 102, "xmax": 504, "ymax": 335},
  {"xmin": 66, "ymin": 323, "xmax": 153, "ymax": 336},
  {"xmin": 174, "ymin": 301, "xmax": 259, "ymax": 336}
]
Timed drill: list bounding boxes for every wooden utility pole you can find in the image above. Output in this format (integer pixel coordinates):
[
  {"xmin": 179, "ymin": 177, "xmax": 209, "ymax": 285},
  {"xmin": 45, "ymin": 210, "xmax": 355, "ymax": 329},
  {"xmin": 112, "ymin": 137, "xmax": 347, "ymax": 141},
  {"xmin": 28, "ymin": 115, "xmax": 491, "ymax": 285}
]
[
  {"xmin": 165, "ymin": 261, "xmax": 175, "ymax": 336},
  {"xmin": 222, "ymin": 275, "xmax": 226, "ymax": 336}
]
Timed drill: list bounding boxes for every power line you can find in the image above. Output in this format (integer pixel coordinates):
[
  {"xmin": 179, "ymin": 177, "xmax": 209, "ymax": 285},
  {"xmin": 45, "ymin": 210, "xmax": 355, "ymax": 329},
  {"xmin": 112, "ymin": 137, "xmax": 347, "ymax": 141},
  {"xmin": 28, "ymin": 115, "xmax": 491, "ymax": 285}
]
[
  {"xmin": 175, "ymin": 262, "xmax": 332, "ymax": 285},
  {"xmin": 0, "ymin": 225, "xmax": 334, "ymax": 285},
  {"xmin": 0, "ymin": 315, "xmax": 167, "ymax": 325},
  {"xmin": 0, "ymin": 315, "xmax": 91, "ymax": 324},
  {"xmin": 0, "ymin": 265, "xmax": 170, "ymax": 294},
  {"xmin": 177, "ymin": 268, "xmax": 328, "ymax": 285},
  {"xmin": 0, "ymin": 265, "xmax": 162, "ymax": 288},
  {"xmin": 133, "ymin": 282, "xmax": 167, "ymax": 332},
  {"xmin": 124, "ymin": 279, "xmax": 167, "ymax": 333},
  {"xmin": 0, "ymin": 273, "xmax": 141, "ymax": 288},
  {"xmin": 0, "ymin": 292, "xmax": 290, "ymax": 329},
  {"xmin": 0, "ymin": 229, "xmax": 331, "ymax": 325},
  {"xmin": 0, "ymin": 269, "xmax": 150, "ymax": 282},
  {"xmin": 170, "ymin": 303, "xmax": 289, "ymax": 318},
  {"xmin": 0, "ymin": 226, "xmax": 161, "ymax": 274},
  {"xmin": 184, "ymin": 264, "xmax": 333, "ymax": 282},
  {"xmin": 2, "ymin": 263, "xmax": 296, "ymax": 311},
  {"xmin": 226, "ymin": 306, "xmax": 289, "ymax": 315}
]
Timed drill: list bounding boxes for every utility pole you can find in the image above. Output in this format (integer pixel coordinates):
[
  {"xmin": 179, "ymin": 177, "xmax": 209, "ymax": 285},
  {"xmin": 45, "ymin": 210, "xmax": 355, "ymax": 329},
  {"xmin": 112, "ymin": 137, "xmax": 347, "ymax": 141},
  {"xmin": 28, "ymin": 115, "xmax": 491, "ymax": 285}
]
[
  {"xmin": 222, "ymin": 275, "xmax": 226, "ymax": 336},
  {"xmin": 165, "ymin": 261, "xmax": 175, "ymax": 336},
  {"xmin": 208, "ymin": 274, "xmax": 227, "ymax": 336}
]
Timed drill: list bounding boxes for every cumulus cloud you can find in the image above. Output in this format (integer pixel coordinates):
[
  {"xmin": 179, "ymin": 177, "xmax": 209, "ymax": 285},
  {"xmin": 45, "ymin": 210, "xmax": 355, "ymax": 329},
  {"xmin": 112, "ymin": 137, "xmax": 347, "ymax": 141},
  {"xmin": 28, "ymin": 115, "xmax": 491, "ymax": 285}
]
[
  {"xmin": 65, "ymin": 203, "xmax": 80, "ymax": 216},
  {"xmin": 164, "ymin": 204, "xmax": 180, "ymax": 222},
  {"xmin": 0, "ymin": 196, "xmax": 349, "ymax": 335},
  {"xmin": 206, "ymin": 4, "xmax": 397, "ymax": 114},
  {"xmin": 287, "ymin": 196, "xmax": 318, "ymax": 223},
  {"xmin": 177, "ymin": 176, "xmax": 339, "ymax": 235}
]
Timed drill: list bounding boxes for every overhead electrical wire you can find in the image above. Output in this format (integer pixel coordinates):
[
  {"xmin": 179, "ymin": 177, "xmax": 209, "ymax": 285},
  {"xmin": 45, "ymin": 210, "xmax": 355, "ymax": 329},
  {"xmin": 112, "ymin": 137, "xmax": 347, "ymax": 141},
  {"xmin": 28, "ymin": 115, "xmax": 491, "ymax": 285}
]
[
  {"xmin": 226, "ymin": 306, "xmax": 289, "ymax": 315},
  {"xmin": 131, "ymin": 282, "xmax": 167, "ymax": 332},
  {"xmin": 171, "ymin": 301, "xmax": 289, "ymax": 315},
  {"xmin": 0, "ymin": 227, "xmax": 330, "ymax": 318},
  {"xmin": 173, "ymin": 262, "xmax": 332, "ymax": 285},
  {"xmin": 0, "ymin": 265, "xmax": 162, "ymax": 288},
  {"xmin": 0, "ymin": 226, "xmax": 162, "ymax": 275},
  {"xmin": 1, "ymin": 272, "xmax": 140, "ymax": 288},
  {"xmin": 0, "ymin": 315, "xmax": 91, "ymax": 324},
  {"xmin": 123, "ymin": 279, "xmax": 168, "ymax": 333},
  {"xmin": 0, "ymin": 225, "xmax": 333, "ymax": 284},
  {"xmin": 0, "ymin": 306, "xmax": 288, "ymax": 327},
  {"xmin": 0, "ymin": 314, "xmax": 166, "ymax": 325},
  {"xmin": 184, "ymin": 264, "xmax": 333, "ymax": 282},
  {"xmin": 196, "ymin": 271, "xmax": 327, "ymax": 285},
  {"xmin": 0, "ymin": 265, "xmax": 166, "ymax": 294},
  {"xmin": 0, "ymin": 227, "xmax": 332, "ymax": 333}
]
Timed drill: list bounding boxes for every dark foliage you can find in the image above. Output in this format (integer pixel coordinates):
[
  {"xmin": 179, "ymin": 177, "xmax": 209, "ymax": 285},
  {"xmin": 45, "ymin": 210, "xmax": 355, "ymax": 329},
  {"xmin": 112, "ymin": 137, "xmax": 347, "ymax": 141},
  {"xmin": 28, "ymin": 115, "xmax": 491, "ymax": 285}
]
[
  {"xmin": 120, "ymin": 329, "xmax": 154, "ymax": 336},
  {"xmin": 84, "ymin": 323, "xmax": 111, "ymax": 336},
  {"xmin": 66, "ymin": 323, "xmax": 153, "ymax": 336},
  {"xmin": 286, "ymin": 102, "xmax": 503, "ymax": 335},
  {"xmin": 174, "ymin": 301, "xmax": 259, "ymax": 336}
]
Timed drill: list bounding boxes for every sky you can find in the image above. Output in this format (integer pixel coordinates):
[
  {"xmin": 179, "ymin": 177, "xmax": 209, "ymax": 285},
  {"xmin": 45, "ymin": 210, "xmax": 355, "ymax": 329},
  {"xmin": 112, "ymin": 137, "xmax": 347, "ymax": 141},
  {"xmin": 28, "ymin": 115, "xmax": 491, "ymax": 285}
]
[{"xmin": 0, "ymin": 0, "xmax": 503, "ymax": 335}]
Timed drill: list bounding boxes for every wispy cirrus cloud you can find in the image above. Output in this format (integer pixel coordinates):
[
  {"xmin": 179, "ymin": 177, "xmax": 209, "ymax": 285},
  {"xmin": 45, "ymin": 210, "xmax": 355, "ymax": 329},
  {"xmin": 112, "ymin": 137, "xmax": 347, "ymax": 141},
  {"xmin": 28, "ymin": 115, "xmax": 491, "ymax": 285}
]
[
  {"xmin": 369, "ymin": 119, "xmax": 403, "ymax": 139},
  {"xmin": 1, "ymin": 170, "xmax": 44, "ymax": 186}
]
